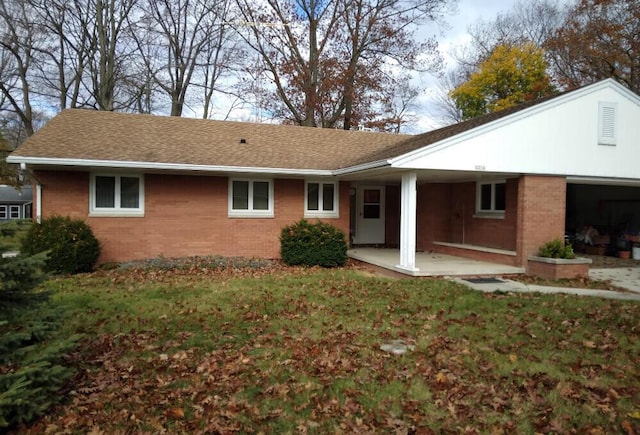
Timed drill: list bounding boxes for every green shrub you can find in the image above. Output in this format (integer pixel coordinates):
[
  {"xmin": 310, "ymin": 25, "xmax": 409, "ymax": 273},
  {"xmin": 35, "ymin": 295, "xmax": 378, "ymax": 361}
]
[
  {"xmin": 538, "ymin": 238, "xmax": 575, "ymax": 259},
  {"xmin": 0, "ymin": 248, "xmax": 77, "ymax": 430},
  {"xmin": 280, "ymin": 219, "xmax": 347, "ymax": 267},
  {"xmin": 21, "ymin": 216, "xmax": 100, "ymax": 274}
]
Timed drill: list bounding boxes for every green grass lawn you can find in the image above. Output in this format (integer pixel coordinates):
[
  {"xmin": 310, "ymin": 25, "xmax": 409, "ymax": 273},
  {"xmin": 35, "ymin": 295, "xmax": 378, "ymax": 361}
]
[{"xmin": 18, "ymin": 261, "xmax": 640, "ymax": 434}]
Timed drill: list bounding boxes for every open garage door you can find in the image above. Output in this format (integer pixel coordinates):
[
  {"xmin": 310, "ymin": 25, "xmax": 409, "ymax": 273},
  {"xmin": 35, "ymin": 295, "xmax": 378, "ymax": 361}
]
[{"xmin": 567, "ymin": 181, "xmax": 640, "ymax": 257}]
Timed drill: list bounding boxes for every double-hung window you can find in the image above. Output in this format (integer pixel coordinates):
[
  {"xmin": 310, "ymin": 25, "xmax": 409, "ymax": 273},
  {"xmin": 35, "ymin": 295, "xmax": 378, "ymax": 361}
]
[
  {"xmin": 305, "ymin": 181, "xmax": 339, "ymax": 218},
  {"xmin": 229, "ymin": 179, "xmax": 274, "ymax": 217},
  {"xmin": 476, "ymin": 180, "xmax": 506, "ymax": 217},
  {"xmin": 90, "ymin": 174, "xmax": 144, "ymax": 216},
  {"xmin": 0, "ymin": 205, "xmax": 7, "ymax": 219},
  {"xmin": 9, "ymin": 205, "xmax": 20, "ymax": 219}
]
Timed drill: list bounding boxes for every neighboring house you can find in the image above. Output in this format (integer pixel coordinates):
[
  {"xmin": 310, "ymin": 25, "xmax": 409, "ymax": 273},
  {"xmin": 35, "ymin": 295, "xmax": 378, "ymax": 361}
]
[
  {"xmin": 7, "ymin": 79, "xmax": 640, "ymax": 275},
  {"xmin": 0, "ymin": 185, "xmax": 32, "ymax": 221}
]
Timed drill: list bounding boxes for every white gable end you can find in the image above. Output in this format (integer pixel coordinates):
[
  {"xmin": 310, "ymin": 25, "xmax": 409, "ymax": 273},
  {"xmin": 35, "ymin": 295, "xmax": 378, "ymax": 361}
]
[{"xmin": 392, "ymin": 80, "xmax": 640, "ymax": 180}]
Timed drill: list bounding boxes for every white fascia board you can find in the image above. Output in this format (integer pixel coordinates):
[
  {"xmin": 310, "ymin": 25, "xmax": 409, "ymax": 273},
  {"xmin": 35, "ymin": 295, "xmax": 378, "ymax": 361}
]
[
  {"xmin": 7, "ymin": 156, "xmax": 333, "ymax": 177},
  {"xmin": 332, "ymin": 159, "xmax": 391, "ymax": 176},
  {"xmin": 567, "ymin": 176, "xmax": 640, "ymax": 186},
  {"xmin": 389, "ymin": 79, "xmax": 639, "ymax": 169}
]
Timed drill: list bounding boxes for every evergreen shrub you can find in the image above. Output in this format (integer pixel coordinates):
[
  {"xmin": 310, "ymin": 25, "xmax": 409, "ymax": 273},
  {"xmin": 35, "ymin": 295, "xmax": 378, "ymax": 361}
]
[
  {"xmin": 280, "ymin": 219, "xmax": 347, "ymax": 267},
  {"xmin": 0, "ymin": 244, "xmax": 76, "ymax": 429},
  {"xmin": 538, "ymin": 238, "xmax": 576, "ymax": 259},
  {"xmin": 22, "ymin": 215, "xmax": 100, "ymax": 274}
]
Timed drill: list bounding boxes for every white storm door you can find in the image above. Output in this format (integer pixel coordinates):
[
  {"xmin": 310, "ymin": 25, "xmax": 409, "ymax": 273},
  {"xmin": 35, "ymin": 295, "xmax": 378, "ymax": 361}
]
[{"xmin": 355, "ymin": 186, "xmax": 385, "ymax": 244}]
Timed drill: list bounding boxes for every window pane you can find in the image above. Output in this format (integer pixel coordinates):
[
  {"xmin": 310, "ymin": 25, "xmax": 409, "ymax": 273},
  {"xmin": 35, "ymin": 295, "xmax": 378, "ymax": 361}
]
[
  {"xmin": 253, "ymin": 181, "xmax": 269, "ymax": 210},
  {"xmin": 480, "ymin": 184, "xmax": 492, "ymax": 210},
  {"xmin": 232, "ymin": 181, "xmax": 249, "ymax": 210},
  {"xmin": 96, "ymin": 176, "xmax": 115, "ymax": 208},
  {"xmin": 363, "ymin": 204, "xmax": 380, "ymax": 219},
  {"xmin": 363, "ymin": 189, "xmax": 380, "ymax": 204},
  {"xmin": 307, "ymin": 183, "xmax": 319, "ymax": 211},
  {"xmin": 0, "ymin": 206, "xmax": 6, "ymax": 219},
  {"xmin": 322, "ymin": 183, "xmax": 334, "ymax": 211},
  {"xmin": 494, "ymin": 183, "xmax": 506, "ymax": 211},
  {"xmin": 120, "ymin": 177, "xmax": 140, "ymax": 208}
]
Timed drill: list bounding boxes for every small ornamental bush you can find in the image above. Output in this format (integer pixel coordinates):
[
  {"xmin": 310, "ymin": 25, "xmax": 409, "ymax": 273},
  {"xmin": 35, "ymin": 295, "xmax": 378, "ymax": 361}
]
[
  {"xmin": 22, "ymin": 216, "xmax": 101, "ymax": 274},
  {"xmin": 280, "ymin": 219, "xmax": 347, "ymax": 267},
  {"xmin": 538, "ymin": 238, "xmax": 576, "ymax": 259}
]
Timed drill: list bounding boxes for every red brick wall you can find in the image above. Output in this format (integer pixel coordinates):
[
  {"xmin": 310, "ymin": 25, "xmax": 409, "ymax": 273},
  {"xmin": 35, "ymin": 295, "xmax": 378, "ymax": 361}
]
[
  {"xmin": 516, "ymin": 175, "xmax": 566, "ymax": 266},
  {"xmin": 527, "ymin": 259, "xmax": 588, "ymax": 279},
  {"xmin": 385, "ymin": 185, "xmax": 400, "ymax": 247},
  {"xmin": 35, "ymin": 171, "xmax": 350, "ymax": 263},
  {"xmin": 416, "ymin": 183, "xmax": 453, "ymax": 251},
  {"xmin": 414, "ymin": 180, "xmax": 518, "ymax": 252}
]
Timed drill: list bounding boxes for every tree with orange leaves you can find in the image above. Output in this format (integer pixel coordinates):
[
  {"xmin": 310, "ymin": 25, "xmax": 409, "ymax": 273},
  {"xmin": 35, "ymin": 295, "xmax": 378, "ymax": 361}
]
[{"xmin": 547, "ymin": 0, "xmax": 640, "ymax": 93}]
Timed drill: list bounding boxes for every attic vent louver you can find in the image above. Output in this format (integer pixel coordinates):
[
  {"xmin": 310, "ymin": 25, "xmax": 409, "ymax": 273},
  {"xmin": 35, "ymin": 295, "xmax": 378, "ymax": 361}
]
[{"xmin": 598, "ymin": 102, "xmax": 617, "ymax": 146}]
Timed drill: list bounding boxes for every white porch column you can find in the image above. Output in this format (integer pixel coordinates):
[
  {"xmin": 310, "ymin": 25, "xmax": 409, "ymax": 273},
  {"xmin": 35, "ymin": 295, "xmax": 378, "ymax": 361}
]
[
  {"xmin": 396, "ymin": 172, "xmax": 418, "ymax": 272},
  {"xmin": 36, "ymin": 183, "xmax": 42, "ymax": 223}
]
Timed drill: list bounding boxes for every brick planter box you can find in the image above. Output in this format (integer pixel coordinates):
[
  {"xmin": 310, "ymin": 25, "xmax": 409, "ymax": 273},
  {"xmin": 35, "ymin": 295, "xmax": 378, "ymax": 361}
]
[{"xmin": 527, "ymin": 256, "xmax": 592, "ymax": 280}]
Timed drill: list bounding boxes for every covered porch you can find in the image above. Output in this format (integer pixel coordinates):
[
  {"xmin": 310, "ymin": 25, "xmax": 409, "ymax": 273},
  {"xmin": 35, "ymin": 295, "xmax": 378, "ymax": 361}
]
[
  {"xmin": 348, "ymin": 247, "xmax": 525, "ymax": 277},
  {"xmin": 345, "ymin": 169, "xmax": 567, "ymax": 277}
]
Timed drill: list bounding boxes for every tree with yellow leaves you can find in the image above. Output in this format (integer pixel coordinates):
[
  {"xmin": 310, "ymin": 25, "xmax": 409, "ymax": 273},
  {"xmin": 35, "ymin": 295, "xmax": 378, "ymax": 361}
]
[{"xmin": 450, "ymin": 43, "xmax": 557, "ymax": 120}]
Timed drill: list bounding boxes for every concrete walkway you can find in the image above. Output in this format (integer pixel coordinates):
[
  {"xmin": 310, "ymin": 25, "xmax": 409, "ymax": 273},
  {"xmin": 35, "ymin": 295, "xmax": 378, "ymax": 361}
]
[
  {"xmin": 348, "ymin": 248, "xmax": 640, "ymax": 301},
  {"xmin": 451, "ymin": 275, "xmax": 640, "ymax": 301}
]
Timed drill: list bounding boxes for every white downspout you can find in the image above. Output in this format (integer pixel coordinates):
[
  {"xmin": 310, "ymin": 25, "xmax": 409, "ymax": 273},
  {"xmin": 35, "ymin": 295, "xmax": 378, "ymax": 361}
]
[
  {"xmin": 396, "ymin": 172, "xmax": 418, "ymax": 273},
  {"xmin": 36, "ymin": 183, "xmax": 42, "ymax": 223}
]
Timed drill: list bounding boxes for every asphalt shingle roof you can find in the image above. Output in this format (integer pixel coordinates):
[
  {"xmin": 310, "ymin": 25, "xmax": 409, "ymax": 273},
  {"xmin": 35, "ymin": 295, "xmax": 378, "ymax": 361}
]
[
  {"xmin": 11, "ymin": 110, "xmax": 411, "ymax": 171},
  {"xmin": 10, "ymin": 97, "xmax": 556, "ymax": 172}
]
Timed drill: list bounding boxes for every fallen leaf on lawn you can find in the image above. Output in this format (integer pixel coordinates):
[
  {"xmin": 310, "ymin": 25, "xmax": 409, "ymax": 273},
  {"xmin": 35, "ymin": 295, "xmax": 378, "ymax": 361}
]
[
  {"xmin": 435, "ymin": 371, "xmax": 448, "ymax": 384},
  {"xmin": 583, "ymin": 340, "xmax": 597, "ymax": 349},
  {"xmin": 87, "ymin": 426, "xmax": 104, "ymax": 435},
  {"xmin": 166, "ymin": 407, "xmax": 184, "ymax": 419},
  {"xmin": 621, "ymin": 419, "xmax": 635, "ymax": 435},
  {"xmin": 509, "ymin": 354, "xmax": 518, "ymax": 363},
  {"xmin": 628, "ymin": 411, "xmax": 640, "ymax": 419}
]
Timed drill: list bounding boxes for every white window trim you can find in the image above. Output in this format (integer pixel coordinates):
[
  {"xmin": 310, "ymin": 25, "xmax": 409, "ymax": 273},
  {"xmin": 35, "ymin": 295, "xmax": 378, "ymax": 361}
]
[
  {"xmin": 9, "ymin": 205, "xmax": 20, "ymax": 219},
  {"xmin": 474, "ymin": 180, "xmax": 506, "ymax": 219},
  {"xmin": 598, "ymin": 101, "xmax": 617, "ymax": 146},
  {"xmin": 304, "ymin": 180, "xmax": 339, "ymax": 219},
  {"xmin": 0, "ymin": 205, "xmax": 7, "ymax": 219},
  {"xmin": 228, "ymin": 178, "xmax": 274, "ymax": 218},
  {"xmin": 89, "ymin": 173, "xmax": 145, "ymax": 217}
]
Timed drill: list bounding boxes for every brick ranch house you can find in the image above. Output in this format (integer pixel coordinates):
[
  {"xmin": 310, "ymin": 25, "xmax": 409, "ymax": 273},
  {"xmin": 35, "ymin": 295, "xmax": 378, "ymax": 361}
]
[{"xmin": 7, "ymin": 79, "xmax": 640, "ymax": 275}]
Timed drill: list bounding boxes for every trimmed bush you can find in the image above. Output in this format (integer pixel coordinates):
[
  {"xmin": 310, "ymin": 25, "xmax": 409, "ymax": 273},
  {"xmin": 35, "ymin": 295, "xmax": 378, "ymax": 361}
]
[
  {"xmin": 280, "ymin": 219, "xmax": 347, "ymax": 267},
  {"xmin": 538, "ymin": 238, "xmax": 575, "ymax": 259},
  {"xmin": 21, "ymin": 216, "xmax": 100, "ymax": 274}
]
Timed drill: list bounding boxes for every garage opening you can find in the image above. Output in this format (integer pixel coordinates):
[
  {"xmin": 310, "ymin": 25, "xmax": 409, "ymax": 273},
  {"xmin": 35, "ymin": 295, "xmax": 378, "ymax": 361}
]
[{"xmin": 567, "ymin": 183, "xmax": 640, "ymax": 258}]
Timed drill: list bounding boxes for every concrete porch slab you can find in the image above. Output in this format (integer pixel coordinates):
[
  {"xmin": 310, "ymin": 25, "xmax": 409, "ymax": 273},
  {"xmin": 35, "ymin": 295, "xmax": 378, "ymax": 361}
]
[{"xmin": 348, "ymin": 248, "xmax": 525, "ymax": 277}]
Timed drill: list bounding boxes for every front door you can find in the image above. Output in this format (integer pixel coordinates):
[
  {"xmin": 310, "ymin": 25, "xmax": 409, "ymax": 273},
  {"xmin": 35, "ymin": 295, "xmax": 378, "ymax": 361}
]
[{"xmin": 355, "ymin": 186, "xmax": 385, "ymax": 244}]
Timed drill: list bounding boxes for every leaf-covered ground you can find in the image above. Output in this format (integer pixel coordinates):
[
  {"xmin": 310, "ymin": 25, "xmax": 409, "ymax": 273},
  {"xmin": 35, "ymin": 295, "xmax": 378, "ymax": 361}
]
[{"xmin": 13, "ymin": 259, "xmax": 640, "ymax": 434}]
